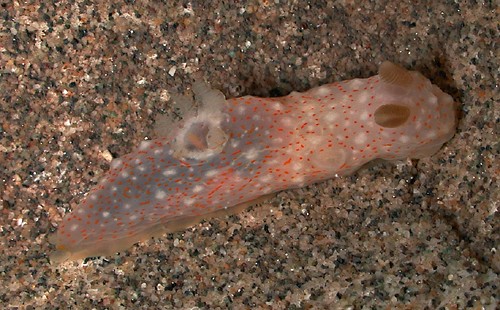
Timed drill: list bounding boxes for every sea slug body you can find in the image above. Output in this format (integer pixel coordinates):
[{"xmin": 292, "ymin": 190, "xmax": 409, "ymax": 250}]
[{"xmin": 50, "ymin": 61, "xmax": 457, "ymax": 263}]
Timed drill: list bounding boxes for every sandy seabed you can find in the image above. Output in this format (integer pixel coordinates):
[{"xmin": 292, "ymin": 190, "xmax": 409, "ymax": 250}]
[{"xmin": 1, "ymin": 1, "xmax": 497, "ymax": 309}]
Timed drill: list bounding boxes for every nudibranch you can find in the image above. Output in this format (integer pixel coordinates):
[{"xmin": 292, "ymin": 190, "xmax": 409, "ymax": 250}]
[{"xmin": 50, "ymin": 61, "xmax": 457, "ymax": 263}]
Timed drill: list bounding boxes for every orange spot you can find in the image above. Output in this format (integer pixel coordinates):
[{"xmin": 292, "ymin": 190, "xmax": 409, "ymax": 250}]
[{"xmin": 123, "ymin": 187, "xmax": 132, "ymax": 198}]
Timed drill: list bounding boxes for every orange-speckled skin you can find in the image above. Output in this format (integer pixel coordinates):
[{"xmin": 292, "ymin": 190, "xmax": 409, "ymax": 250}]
[{"xmin": 51, "ymin": 62, "xmax": 457, "ymax": 262}]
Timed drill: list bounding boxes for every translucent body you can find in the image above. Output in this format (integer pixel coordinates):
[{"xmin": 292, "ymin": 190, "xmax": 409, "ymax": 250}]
[{"xmin": 50, "ymin": 62, "xmax": 457, "ymax": 263}]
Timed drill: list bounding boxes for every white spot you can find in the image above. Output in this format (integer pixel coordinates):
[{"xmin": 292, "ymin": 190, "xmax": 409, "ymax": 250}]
[
  {"xmin": 163, "ymin": 168, "xmax": 177, "ymax": 176},
  {"xmin": 137, "ymin": 165, "xmax": 146, "ymax": 172},
  {"xmin": 306, "ymin": 125, "xmax": 317, "ymax": 132},
  {"xmin": 102, "ymin": 212, "xmax": 110, "ymax": 218},
  {"xmin": 184, "ymin": 197, "xmax": 195, "ymax": 206},
  {"xmin": 155, "ymin": 190, "xmax": 167, "ymax": 200},
  {"xmin": 267, "ymin": 159, "xmax": 279, "ymax": 166},
  {"xmin": 260, "ymin": 174, "xmax": 273, "ymax": 183},
  {"xmin": 399, "ymin": 135, "xmax": 410, "ymax": 143},
  {"xmin": 154, "ymin": 149, "xmax": 163, "ymax": 155},
  {"xmin": 238, "ymin": 105, "xmax": 246, "ymax": 114},
  {"xmin": 425, "ymin": 131, "xmax": 437, "ymax": 139},
  {"xmin": 124, "ymin": 204, "xmax": 131, "ymax": 210},
  {"xmin": 132, "ymin": 176, "xmax": 138, "ymax": 181},
  {"xmin": 252, "ymin": 115, "xmax": 261, "ymax": 121},
  {"xmin": 111, "ymin": 186, "xmax": 118, "ymax": 192},
  {"xmin": 323, "ymin": 111, "xmax": 339, "ymax": 122},
  {"xmin": 263, "ymin": 187, "xmax": 272, "ymax": 194},
  {"xmin": 314, "ymin": 86, "xmax": 331, "ymax": 96},
  {"xmin": 205, "ymin": 169, "xmax": 218, "ymax": 178},
  {"xmin": 70, "ymin": 224, "xmax": 79, "ymax": 231},
  {"xmin": 231, "ymin": 140, "xmax": 240, "ymax": 148},
  {"xmin": 357, "ymin": 92, "xmax": 369, "ymax": 103},
  {"xmin": 359, "ymin": 111, "xmax": 369, "ymax": 121},
  {"xmin": 110, "ymin": 159, "xmax": 123, "ymax": 169},
  {"xmin": 129, "ymin": 214, "xmax": 138, "ymax": 221},
  {"xmin": 354, "ymin": 133, "xmax": 367, "ymax": 145},
  {"xmin": 281, "ymin": 117, "xmax": 292, "ymax": 126},
  {"xmin": 292, "ymin": 163, "xmax": 303, "ymax": 171},
  {"xmin": 89, "ymin": 194, "xmax": 98, "ymax": 201},
  {"xmin": 308, "ymin": 135, "xmax": 323, "ymax": 145},
  {"xmin": 349, "ymin": 79, "xmax": 364, "ymax": 88},
  {"xmin": 192, "ymin": 185, "xmax": 204, "ymax": 193},
  {"xmin": 292, "ymin": 176, "xmax": 305, "ymax": 184},
  {"xmin": 244, "ymin": 148, "xmax": 259, "ymax": 160},
  {"xmin": 139, "ymin": 140, "xmax": 152, "ymax": 150},
  {"xmin": 121, "ymin": 171, "xmax": 130, "ymax": 178}
]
